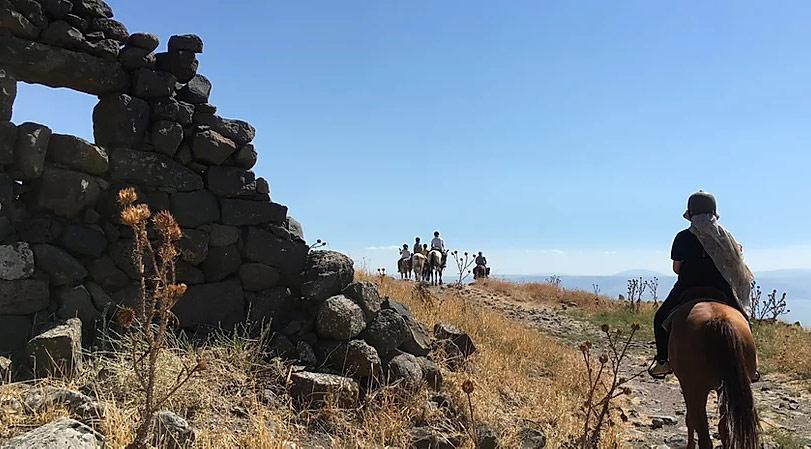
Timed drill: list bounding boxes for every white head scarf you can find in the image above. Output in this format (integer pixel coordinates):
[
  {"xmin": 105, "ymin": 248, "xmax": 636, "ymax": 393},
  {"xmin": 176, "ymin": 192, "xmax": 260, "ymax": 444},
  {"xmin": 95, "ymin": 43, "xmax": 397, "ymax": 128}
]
[{"xmin": 687, "ymin": 212, "xmax": 754, "ymax": 317}]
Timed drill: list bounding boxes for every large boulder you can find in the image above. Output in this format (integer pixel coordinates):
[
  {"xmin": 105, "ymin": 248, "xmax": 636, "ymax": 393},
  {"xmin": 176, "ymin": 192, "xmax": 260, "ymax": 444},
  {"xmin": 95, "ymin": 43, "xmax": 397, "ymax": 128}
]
[
  {"xmin": 127, "ymin": 32, "xmax": 159, "ymax": 51},
  {"xmin": 0, "ymin": 242, "xmax": 34, "ymax": 280},
  {"xmin": 56, "ymin": 285, "xmax": 101, "ymax": 326},
  {"xmin": 300, "ymin": 250, "xmax": 354, "ymax": 303},
  {"xmin": 150, "ymin": 120, "xmax": 183, "ymax": 157},
  {"xmin": 93, "ymin": 94, "xmax": 149, "ymax": 147},
  {"xmin": 89, "ymin": 17, "xmax": 127, "ymax": 42},
  {"xmin": 0, "ymin": 314, "xmax": 32, "ymax": 353},
  {"xmin": 192, "ymin": 113, "xmax": 255, "ymax": 146},
  {"xmin": 171, "ymin": 279, "xmax": 244, "ymax": 330},
  {"xmin": 27, "ymin": 318, "xmax": 82, "ymax": 378},
  {"xmin": 341, "ymin": 281, "xmax": 381, "ymax": 323},
  {"xmin": 89, "ymin": 256, "xmax": 130, "ymax": 290},
  {"xmin": 176, "ymin": 229, "xmax": 209, "ymax": 266},
  {"xmin": 434, "ymin": 323, "xmax": 476, "ymax": 357},
  {"xmin": 46, "ymin": 134, "xmax": 108, "ymax": 175},
  {"xmin": 205, "ymin": 166, "xmax": 255, "ymax": 197},
  {"xmin": 238, "ymin": 263, "xmax": 279, "ymax": 291},
  {"xmin": 0, "ymin": 33, "xmax": 129, "ymax": 95},
  {"xmin": 32, "ymin": 243, "xmax": 87, "ymax": 285},
  {"xmin": 207, "ymin": 223, "xmax": 238, "ymax": 247},
  {"xmin": 232, "ymin": 143, "xmax": 257, "ymax": 169},
  {"xmin": 0, "ymin": 69, "xmax": 15, "ymax": 122},
  {"xmin": 386, "ymin": 352, "xmax": 424, "ymax": 389},
  {"xmin": 0, "ymin": 8, "xmax": 39, "ymax": 40},
  {"xmin": 70, "ymin": 0, "xmax": 113, "ymax": 19},
  {"xmin": 241, "ymin": 226, "xmax": 308, "ymax": 286},
  {"xmin": 220, "ymin": 199, "xmax": 286, "ymax": 226},
  {"xmin": 0, "ymin": 417, "xmax": 104, "ymax": 449},
  {"xmin": 315, "ymin": 295, "xmax": 366, "ymax": 340},
  {"xmin": 156, "ymin": 50, "xmax": 198, "ymax": 83},
  {"xmin": 400, "ymin": 315, "xmax": 432, "ymax": 357},
  {"xmin": 320, "ymin": 339, "xmax": 382, "ymax": 378},
  {"xmin": 118, "ymin": 46, "xmax": 156, "ymax": 71},
  {"xmin": 12, "ymin": 122, "xmax": 51, "ymax": 180},
  {"xmin": 109, "ymin": 148, "xmax": 203, "ymax": 191},
  {"xmin": 200, "ymin": 244, "xmax": 240, "ymax": 282},
  {"xmin": 191, "ymin": 129, "xmax": 236, "ymax": 165},
  {"xmin": 245, "ymin": 286, "xmax": 297, "ymax": 324},
  {"xmin": 31, "ymin": 166, "xmax": 101, "ymax": 217},
  {"xmin": 0, "ymin": 279, "xmax": 49, "ymax": 315},
  {"xmin": 177, "ymin": 74, "xmax": 211, "ymax": 104},
  {"xmin": 132, "ymin": 67, "xmax": 176, "ymax": 99},
  {"xmin": 360, "ymin": 309, "xmax": 409, "ymax": 357},
  {"xmin": 417, "ymin": 357, "xmax": 443, "ymax": 391},
  {"xmin": 288, "ymin": 371, "xmax": 359, "ymax": 408},
  {"xmin": 169, "ymin": 190, "xmax": 219, "ymax": 227},
  {"xmin": 168, "ymin": 34, "xmax": 203, "ymax": 53},
  {"xmin": 39, "ymin": 21, "xmax": 85, "ymax": 51},
  {"xmin": 59, "ymin": 224, "xmax": 107, "ymax": 257},
  {"xmin": 15, "ymin": 386, "xmax": 104, "ymax": 421},
  {"xmin": 0, "ymin": 120, "xmax": 17, "ymax": 165}
]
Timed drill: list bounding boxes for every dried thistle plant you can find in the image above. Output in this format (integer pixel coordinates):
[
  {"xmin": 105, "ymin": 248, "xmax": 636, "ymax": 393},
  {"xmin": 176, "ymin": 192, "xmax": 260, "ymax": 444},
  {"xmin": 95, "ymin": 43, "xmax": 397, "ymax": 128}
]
[
  {"xmin": 452, "ymin": 250, "xmax": 476, "ymax": 286},
  {"xmin": 117, "ymin": 188, "xmax": 205, "ymax": 449},
  {"xmin": 577, "ymin": 322, "xmax": 643, "ymax": 448}
]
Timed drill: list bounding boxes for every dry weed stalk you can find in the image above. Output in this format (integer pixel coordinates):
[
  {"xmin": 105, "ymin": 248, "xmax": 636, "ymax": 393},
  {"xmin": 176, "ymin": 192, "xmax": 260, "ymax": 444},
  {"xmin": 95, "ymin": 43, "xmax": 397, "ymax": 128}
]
[
  {"xmin": 750, "ymin": 281, "xmax": 791, "ymax": 323},
  {"xmin": 546, "ymin": 275, "xmax": 562, "ymax": 289},
  {"xmin": 452, "ymin": 250, "xmax": 476, "ymax": 286},
  {"xmin": 577, "ymin": 323, "xmax": 643, "ymax": 448},
  {"xmin": 116, "ymin": 187, "xmax": 205, "ymax": 449}
]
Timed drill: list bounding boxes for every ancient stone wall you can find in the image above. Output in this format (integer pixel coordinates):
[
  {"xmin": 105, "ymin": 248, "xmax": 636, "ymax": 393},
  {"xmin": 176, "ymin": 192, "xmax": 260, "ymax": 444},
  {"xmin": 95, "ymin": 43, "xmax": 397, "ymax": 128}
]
[{"xmin": 0, "ymin": 0, "xmax": 312, "ymax": 354}]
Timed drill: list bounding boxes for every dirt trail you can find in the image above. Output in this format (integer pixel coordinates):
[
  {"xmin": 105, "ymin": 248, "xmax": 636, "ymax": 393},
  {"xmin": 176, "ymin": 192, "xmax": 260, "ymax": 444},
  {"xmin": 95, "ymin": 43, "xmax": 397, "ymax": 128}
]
[{"xmin": 445, "ymin": 285, "xmax": 811, "ymax": 448}]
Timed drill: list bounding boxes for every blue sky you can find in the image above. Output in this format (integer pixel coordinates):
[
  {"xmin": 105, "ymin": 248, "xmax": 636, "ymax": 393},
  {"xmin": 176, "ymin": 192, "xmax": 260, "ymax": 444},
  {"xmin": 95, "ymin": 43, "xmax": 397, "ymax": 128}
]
[{"xmin": 13, "ymin": 1, "xmax": 811, "ymax": 275}]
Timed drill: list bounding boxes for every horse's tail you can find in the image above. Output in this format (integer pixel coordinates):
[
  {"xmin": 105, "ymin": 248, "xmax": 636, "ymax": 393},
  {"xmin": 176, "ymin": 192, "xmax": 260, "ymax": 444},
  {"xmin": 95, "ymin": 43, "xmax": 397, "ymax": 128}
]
[{"xmin": 711, "ymin": 317, "xmax": 759, "ymax": 449}]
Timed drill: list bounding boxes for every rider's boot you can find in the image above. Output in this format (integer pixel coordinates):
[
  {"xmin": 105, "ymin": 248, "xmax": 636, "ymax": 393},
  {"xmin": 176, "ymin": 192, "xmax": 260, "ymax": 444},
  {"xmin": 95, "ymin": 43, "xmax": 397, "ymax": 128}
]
[{"xmin": 648, "ymin": 359, "xmax": 672, "ymax": 378}]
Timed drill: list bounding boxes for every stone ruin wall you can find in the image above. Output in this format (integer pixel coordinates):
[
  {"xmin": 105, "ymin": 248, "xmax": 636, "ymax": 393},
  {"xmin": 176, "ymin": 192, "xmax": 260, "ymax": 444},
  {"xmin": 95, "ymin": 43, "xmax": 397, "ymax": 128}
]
[{"xmin": 0, "ymin": 0, "xmax": 320, "ymax": 357}]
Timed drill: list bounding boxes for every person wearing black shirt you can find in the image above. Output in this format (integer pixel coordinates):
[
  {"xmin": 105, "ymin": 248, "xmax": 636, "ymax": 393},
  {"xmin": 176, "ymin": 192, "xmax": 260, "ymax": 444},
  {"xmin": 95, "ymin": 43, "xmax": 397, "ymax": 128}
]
[{"xmin": 649, "ymin": 192, "xmax": 746, "ymax": 378}]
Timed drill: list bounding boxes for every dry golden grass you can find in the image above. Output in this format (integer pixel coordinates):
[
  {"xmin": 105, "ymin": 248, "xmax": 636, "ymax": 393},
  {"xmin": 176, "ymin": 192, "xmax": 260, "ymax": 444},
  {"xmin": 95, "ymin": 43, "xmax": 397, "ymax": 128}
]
[
  {"xmin": 473, "ymin": 278, "xmax": 609, "ymax": 311},
  {"xmin": 361, "ymin": 273, "xmax": 624, "ymax": 447},
  {"xmin": 754, "ymin": 321, "xmax": 811, "ymax": 380},
  {"xmin": 0, "ymin": 273, "xmax": 627, "ymax": 449}
]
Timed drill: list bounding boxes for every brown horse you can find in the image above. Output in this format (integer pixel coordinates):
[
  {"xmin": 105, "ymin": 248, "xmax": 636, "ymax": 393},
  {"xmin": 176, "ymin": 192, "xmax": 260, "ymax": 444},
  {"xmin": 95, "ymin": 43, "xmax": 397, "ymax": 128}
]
[
  {"xmin": 397, "ymin": 258, "xmax": 412, "ymax": 279},
  {"xmin": 669, "ymin": 300, "xmax": 759, "ymax": 449}
]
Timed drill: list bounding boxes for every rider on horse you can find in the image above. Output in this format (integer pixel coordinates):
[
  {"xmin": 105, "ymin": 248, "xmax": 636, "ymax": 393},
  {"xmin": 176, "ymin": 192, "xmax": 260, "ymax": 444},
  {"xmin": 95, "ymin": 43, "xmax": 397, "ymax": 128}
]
[
  {"xmin": 649, "ymin": 191, "xmax": 754, "ymax": 378},
  {"xmin": 474, "ymin": 251, "xmax": 489, "ymax": 278},
  {"xmin": 430, "ymin": 231, "xmax": 447, "ymax": 267}
]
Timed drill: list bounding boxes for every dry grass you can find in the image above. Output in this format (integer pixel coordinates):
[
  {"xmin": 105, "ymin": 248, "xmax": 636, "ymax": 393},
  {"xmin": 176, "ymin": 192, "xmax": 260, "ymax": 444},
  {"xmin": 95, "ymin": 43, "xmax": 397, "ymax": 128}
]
[
  {"xmin": 753, "ymin": 321, "xmax": 811, "ymax": 380},
  {"xmin": 0, "ymin": 273, "xmax": 628, "ymax": 449},
  {"xmin": 472, "ymin": 278, "xmax": 608, "ymax": 311},
  {"xmin": 363, "ymin": 273, "xmax": 625, "ymax": 447}
]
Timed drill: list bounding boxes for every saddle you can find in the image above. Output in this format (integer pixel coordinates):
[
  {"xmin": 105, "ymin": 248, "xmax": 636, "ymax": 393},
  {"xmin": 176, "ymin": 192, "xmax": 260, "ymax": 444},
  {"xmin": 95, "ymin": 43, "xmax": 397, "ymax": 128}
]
[{"xmin": 662, "ymin": 287, "xmax": 728, "ymax": 332}]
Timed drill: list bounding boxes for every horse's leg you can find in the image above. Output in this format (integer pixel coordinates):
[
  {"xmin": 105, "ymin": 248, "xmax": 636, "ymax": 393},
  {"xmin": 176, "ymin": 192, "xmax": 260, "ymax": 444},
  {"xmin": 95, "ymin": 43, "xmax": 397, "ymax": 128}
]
[{"xmin": 684, "ymin": 388, "xmax": 712, "ymax": 449}]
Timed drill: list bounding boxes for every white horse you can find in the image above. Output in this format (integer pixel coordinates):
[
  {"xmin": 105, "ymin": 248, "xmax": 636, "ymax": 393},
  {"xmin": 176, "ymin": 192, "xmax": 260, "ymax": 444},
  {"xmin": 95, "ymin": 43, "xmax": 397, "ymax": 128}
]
[{"xmin": 428, "ymin": 250, "xmax": 444, "ymax": 285}]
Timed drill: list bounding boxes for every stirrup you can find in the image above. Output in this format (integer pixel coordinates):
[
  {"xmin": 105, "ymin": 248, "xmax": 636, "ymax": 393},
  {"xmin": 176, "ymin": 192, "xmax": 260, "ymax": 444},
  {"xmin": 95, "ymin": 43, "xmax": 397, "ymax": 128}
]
[{"xmin": 648, "ymin": 360, "xmax": 671, "ymax": 379}]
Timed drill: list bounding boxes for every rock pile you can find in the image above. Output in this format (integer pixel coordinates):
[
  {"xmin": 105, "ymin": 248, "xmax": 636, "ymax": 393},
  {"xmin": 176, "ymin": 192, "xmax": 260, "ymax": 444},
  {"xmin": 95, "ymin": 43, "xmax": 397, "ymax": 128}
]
[{"xmin": 0, "ymin": 0, "xmax": 307, "ymax": 371}]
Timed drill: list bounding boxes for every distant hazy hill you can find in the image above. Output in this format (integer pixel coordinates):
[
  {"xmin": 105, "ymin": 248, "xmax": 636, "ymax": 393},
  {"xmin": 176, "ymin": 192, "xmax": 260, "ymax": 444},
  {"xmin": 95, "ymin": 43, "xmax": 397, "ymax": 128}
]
[{"xmin": 497, "ymin": 269, "xmax": 811, "ymax": 325}]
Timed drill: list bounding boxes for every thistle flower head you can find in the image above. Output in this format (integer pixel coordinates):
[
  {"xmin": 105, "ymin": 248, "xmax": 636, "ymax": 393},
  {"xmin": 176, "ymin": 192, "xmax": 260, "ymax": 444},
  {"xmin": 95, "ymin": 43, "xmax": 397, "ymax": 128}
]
[
  {"xmin": 600, "ymin": 324, "xmax": 610, "ymax": 333},
  {"xmin": 616, "ymin": 328, "xmax": 624, "ymax": 335},
  {"xmin": 631, "ymin": 323, "xmax": 640, "ymax": 331},
  {"xmin": 153, "ymin": 211, "xmax": 182, "ymax": 241},
  {"xmin": 121, "ymin": 204, "xmax": 150, "ymax": 226},
  {"xmin": 117, "ymin": 187, "xmax": 137, "ymax": 205},
  {"xmin": 114, "ymin": 307, "xmax": 135, "ymax": 328},
  {"xmin": 167, "ymin": 283, "xmax": 187, "ymax": 299},
  {"xmin": 599, "ymin": 354, "xmax": 609, "ymax": 364},
  {"xmin": 462, "ymin": 379, "xmax": 475, "ymax": 394}
]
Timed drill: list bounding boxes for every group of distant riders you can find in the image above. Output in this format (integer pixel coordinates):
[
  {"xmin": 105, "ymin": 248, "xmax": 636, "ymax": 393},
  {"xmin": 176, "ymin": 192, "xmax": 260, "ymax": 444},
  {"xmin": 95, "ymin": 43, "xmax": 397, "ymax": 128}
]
[{"xmin": 397, "ymin": 231, "xmax": 489, "ymax": 284}]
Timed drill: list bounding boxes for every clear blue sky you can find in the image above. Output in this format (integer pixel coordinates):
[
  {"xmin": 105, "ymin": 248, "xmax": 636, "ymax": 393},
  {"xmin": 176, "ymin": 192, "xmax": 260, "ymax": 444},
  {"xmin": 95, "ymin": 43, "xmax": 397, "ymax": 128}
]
[{"xmin": 13, "ymin": 1, "xmax": 811, "ymax": 275}]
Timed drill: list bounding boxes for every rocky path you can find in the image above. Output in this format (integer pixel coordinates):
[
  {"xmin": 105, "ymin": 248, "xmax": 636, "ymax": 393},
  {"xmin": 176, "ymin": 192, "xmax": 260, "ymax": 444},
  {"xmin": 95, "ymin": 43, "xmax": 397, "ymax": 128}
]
[{"xmin": 446, "ymin": 285, "xmax": 811, "ymax": 448}]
